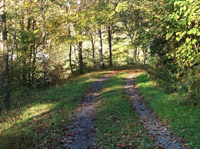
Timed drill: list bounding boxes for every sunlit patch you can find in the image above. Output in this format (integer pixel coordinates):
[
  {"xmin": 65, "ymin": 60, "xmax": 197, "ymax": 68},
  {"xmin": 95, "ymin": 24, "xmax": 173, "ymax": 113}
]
[
  {"xmin": 0, "ymin": 103, "xmax": 56, "ymax": 132},
  {"xmin": 0, "ymin": 70, "xmax": 107, "ymax": 148},
  {"xmin": 101, "ymin": 85, "xmax": 123, "ymax": 94},
  {"xmin": 136, "ymin": 72, "xmax": 200, "ymax": 148}
]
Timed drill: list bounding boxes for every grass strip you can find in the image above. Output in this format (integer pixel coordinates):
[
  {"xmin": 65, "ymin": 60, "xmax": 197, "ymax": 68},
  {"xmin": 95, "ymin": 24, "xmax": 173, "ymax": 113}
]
[
  {"xmin": 136, "ymin": 73, "xmax": 200, "ymax": 148},
  {"xmin": 96, "ymin": 72, "xmax": 154, "ymax": 148}
]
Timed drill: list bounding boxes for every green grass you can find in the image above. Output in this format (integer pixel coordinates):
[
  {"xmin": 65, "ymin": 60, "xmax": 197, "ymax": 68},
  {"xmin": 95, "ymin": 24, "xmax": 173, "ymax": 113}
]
[
  {"xmin": 136, "ymin": 73, "xmax": 200, "ymax": 148},
  {"xmin": 96, "ymin": 72, "xmax": 154, "ymax": 149},
  {"xmin": 0, "ymin": 71, "xmax": 111, "ymax": 148}
]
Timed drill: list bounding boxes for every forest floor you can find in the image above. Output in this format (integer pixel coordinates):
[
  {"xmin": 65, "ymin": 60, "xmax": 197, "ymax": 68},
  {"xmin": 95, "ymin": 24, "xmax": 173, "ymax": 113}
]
[{"xmin": 0, "ymin": 65, "xmax": 199, "ymax": 148}]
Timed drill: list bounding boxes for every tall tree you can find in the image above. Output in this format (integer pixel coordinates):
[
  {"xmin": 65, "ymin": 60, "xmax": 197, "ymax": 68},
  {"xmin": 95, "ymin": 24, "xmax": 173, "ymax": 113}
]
[
  {"xmin": 11, "ymin": 18, "xmax": 17, "ymax": 70},
  {"xmin": 108, "ymin": 25, "xmax": 112, "ymax": 66},
  {"xmin": 77, "ymin": 0, "xmax": 84, "ymax": 74},
  {"xmin": 40, "ymin": 0, "xmax": 47, "ymax": 82},
  {"xmin": 1, "ymin": 0, "xmax": 10, "ymax": 109},
  {"xmin": 68, "ymin": 26, "xmax": 73, "ymax": 73},
  {"xmin": 98, "ymin": 28, "xmax": 104, "ymax": 69},
  {"xmin": 66, "ymin": 4, "xmax": 73, "ymax": 73},
  {"xmin": 90, "ymin": 32, "xmax": 95, "ymax": 58},
  {"xmin": 78, "ymin": 41, "xmax": 83, "ymax": 74}
]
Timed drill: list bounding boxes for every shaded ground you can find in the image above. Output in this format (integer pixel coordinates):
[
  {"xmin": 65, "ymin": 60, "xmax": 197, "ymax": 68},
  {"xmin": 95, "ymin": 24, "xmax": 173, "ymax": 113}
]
[
  {"xmin": 59, "ymin": 72, "xmax": 117, "ymax": 149},
  {"xmin": 0, "ymin": 71, "xmax": 106, "ymax": 148},
  {"xmin": 125, "ymin": 71, "xmax": 185, "ymax": 149}
]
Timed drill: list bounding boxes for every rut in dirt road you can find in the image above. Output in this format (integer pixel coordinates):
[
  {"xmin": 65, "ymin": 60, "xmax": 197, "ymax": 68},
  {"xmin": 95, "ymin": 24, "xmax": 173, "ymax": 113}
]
[
  {"xmin": 60, "ymin": 72, "xmax": 116, "ymax": 149},
  {"xmin": 125, "ymin": 72, "xmax": 185, "ymax": 149}
]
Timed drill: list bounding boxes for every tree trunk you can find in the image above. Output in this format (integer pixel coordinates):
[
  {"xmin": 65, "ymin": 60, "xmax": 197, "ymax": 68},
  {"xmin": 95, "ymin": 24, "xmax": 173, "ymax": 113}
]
[
  {"xmin": 68, "ymin": 27, "xmax": 73, "ymax": 73},
  {"xmin": 27, "ymin": 17, "xmax": 31, "ymax": 30},
  {"xmin": 2, "ymin": 11, "xmax": 10, "ymax": 110},
  {"xmin": 91, "ymin": 34, "xmax": 95, "ymax": 58},
  {"xmin": 27, "ymin": 18, "xmax": 32, "ymax": 86},
  {"xmin": 32, "ymin": 20, "xmax": 37, "ymax": 84},
  {"xmin": 108, "ymin": 26, "xmax": 112, "ymax": 67},
  {"xmin": 134, "ymin": 48, "xmax": 137, "ymax": 63},
  {"xmin": 98, "ymin": 29, "xmax": 104, "ymax": 69},
  {"xmin": 11, "ymin": 18, "xmax": 16, "ymax": 71},
  {"xmin": 129, "ymin": 31, "xmax": 137, "ymax": 63},
  {"xmin": 69, "ymin": 45, "xmax": 73, "ymax": 73},
  {"xmin": 143, "ymin": 49, "xmax": 147, "ymax": 64},
  {"xmin": 137, "ymin": 47, "xmax": 140, "ymax": 62},
  {"xmin": 28, "ymin": 48, "xmax": 32, "ymax": 86},
  {"xmin": 41, "ymin": 0, "xmax": 47, "ymax": 83},
  {"xmin": 77, "ymin": 1, "xmax": 83, "ymax": 74},
  {"xmin": 20, "ymin": 16, "xmax": 27, "ymax": 84},
  {"xmin": 74, "ymin": 45, "xmax": 78, "ymax": 61},
  {"xmin": 32, "ymin": 47, "xmax": 37, "ymax": 84},
  {"xmin": 21, "ymin": 16, "xmax": 24, "ymax": 30},
  {"xmin": 78, "ymin": 42, "xmax": 83, "ymax": 74}
]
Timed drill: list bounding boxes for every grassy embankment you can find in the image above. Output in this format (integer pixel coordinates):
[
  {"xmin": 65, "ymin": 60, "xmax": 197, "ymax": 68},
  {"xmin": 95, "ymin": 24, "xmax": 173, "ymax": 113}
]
[
  {"xmin": 136, "ymin": 73, "xmax": 200, "ymax": 148},
  {"xmin": 0, "ymin": 71, "xmax": 109, "ymax": 148}
]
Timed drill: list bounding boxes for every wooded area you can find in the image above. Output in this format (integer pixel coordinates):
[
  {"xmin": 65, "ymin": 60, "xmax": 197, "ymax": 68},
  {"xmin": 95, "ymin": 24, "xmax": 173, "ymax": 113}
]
[
  {"xmin": 1, "ymin": 0, "xmax": 199, "ymax": 110},
  {"xmin": 0, "ymin": 0, "xmax": 200, "ymax": 148}
]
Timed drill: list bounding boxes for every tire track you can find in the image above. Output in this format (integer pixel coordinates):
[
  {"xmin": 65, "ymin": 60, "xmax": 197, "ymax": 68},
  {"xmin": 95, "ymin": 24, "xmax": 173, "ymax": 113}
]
[
  {"xmin": 125, "ymin": 71, "xmax": 185, "ymax": 149},
  {"xmin": 59, "ymin": 71, "xmax": 118, "ymax": 149}
]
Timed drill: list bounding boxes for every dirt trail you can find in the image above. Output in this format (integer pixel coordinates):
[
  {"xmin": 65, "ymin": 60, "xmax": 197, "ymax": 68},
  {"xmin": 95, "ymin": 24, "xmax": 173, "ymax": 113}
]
[
  {"xmin": 125, "ymin": 71, "xmax": 185, "ymax": 149},
  {"xmin": 60, "ymin": 72, "xmax": 117, "ymax": 149}
]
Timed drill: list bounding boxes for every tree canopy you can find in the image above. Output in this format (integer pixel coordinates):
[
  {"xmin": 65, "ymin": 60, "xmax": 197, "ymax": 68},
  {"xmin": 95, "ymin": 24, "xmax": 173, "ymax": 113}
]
[{"xmin": 0, "ymin": 0, "xmax": 200, "ymax": 108}]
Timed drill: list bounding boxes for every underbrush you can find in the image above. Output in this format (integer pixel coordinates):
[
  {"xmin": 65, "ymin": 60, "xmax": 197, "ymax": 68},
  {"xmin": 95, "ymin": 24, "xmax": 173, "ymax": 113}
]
[
  {"xmin": 147, "ymin": 64, "xmax": 200, "ymax": 105},
  {"xmin": 96, "ymin": 72, "xmax": 154, "ymax": 148},
  {"xmin": 136, "ymin": 73, "xmax": 200, "ymax": 148}
]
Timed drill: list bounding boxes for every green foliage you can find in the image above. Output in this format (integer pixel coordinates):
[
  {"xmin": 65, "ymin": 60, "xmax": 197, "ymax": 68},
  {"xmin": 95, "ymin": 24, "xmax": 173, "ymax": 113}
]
[
  {"xmin": 147, "ymin": 64, "xmax": 178, "ymax": 93},
  {"xmin": 146, "ymin": 0, "xmax": 200, "ymax": 103},
  {"xmin": 116, "ymin": 2, "xmax": 128, "ymax": 13},
  {"xmin": 165, "ymin": 0, "xmax": 200, "ymax": 69}
]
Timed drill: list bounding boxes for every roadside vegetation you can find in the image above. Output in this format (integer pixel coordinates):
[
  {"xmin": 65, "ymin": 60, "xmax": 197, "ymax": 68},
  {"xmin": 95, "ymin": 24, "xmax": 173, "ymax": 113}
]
[
  {"xmin": 0, "ymin": 71, "xmax": 108, "ymax": 148},
  {"xmin": 136, "ymin": 73, "xmax": 200, "ymax": 148}
]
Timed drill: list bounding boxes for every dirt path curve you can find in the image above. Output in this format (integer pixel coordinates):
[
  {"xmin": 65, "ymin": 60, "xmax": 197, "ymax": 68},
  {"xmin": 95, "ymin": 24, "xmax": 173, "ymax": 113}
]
[
  {"xmin": 60, "ymin": 71, "xmax": 118, "ymax": 149},
  {"xmin": 125, "ymin": 71, "xmax": 185, "ymax": 149}
]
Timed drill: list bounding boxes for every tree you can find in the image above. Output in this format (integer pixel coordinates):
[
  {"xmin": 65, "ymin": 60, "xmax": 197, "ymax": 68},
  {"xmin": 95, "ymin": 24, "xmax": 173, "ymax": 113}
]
[
  {"xmin": 90, "ymin": 32, "xmax": 95, "ymax": 58},
  {"xmin": 78, "ymin": 41, "xmax": 83, "ymax": 73},
  {"xmin": 40, "ymin": 0, "xmax": 47, "ymax": 82},
  {"xmin": 98, "ymin": 28, "xmax": 104, "ymax": 69},
  {"xmin": 107, "ymin": 25, "xmax": 112, "ymax": 66},
  {"xmin": 1, "ymin": 0, "xmax": 10, "ymax": 109},
  {"xmin": 68, "ymin": 26, "xmax": 73, "ymax": 73}
]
